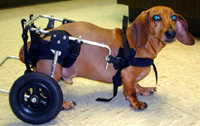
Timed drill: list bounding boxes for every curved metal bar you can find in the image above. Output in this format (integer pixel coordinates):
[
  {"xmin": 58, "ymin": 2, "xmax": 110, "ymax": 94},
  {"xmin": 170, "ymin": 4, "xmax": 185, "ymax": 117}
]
[
  {"xmin": 75, "ymin": 36, "xmax": 111, "ymax": 69},
  {"xmin": 0, "ymin": 56, "xmax": 19, "ymax": 95},
  {"xmin": 0, "ymin": 89, "xmax": 9, "ymax": 94},
  {"xmin": 39, "ymin": 15, "xmax": 63, "ymax": 22},
  {"xmin": 0, "ymin": 56, "xmax": 19, "ymax": 67}
]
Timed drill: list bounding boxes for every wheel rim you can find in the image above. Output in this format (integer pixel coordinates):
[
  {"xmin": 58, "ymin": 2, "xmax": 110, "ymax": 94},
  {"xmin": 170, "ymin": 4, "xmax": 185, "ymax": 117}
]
[{"xmin": 18, "ymin": 81, "xmax": 52, "ymax": 116}]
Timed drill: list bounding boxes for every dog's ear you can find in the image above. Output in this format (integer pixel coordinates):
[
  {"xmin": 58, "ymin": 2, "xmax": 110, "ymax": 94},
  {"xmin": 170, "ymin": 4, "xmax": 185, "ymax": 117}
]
[
  {"xmin": 130, "ymin": 11, "xmax": 149, "ymax": 48},
  {"xmin": 176, "ymin": 14, "xmax": 195, "ymax": 45}
]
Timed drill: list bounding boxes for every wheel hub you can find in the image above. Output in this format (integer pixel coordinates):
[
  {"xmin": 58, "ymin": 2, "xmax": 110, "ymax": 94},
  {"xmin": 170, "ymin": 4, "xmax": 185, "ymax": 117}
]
[{"xmin": 30, "ymin": 95, "xmax": 39, "ymax": 103}]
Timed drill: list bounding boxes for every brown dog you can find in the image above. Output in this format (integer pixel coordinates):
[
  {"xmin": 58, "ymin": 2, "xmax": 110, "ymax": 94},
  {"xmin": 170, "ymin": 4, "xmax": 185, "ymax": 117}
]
[{"xmin": 19, "ymin": 6, "xmax": 195, "ymax": 110}]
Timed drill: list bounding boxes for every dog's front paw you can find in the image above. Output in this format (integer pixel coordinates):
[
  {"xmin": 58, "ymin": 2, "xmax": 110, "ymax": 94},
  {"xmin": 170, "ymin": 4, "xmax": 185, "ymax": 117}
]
[
  {"xmin": 136, "ymin": 83, "xmax": 157, "ymax": 96},
  {"xmin": 130, "ymin": 101, "xmax": 148, "ymax": 111},
  {"xmin": 127, "ymin": 97, "xmax": 148, "ymax": 110}
]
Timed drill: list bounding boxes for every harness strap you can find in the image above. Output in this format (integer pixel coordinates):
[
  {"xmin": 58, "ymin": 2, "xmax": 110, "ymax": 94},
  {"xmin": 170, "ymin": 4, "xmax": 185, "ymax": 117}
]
[
  {"xmin": 152, "ymin": 63, "xmax": 158, "ymax": 84},
  {"xmin": 96, "ymin": 70, "xmax": 122, "ymax": 102},
  {"xmin": 63, "ymin": 41, "xmax": 82, "ymax": 68},
  {"xmin": 29, "ymin": 28, "xmax": 40, "ymax": 67},
  {"xmin": 21, "ymin": 19, "xmax": 32, "ymax": 73},
  {"xmin": 122, "ymin": 16, "xmax": 131, "ymax": 61},
  {"xmin": 96, "ymin": 16, "xmax": 158, "ymax": 102},
  {"xmin": 96, "ymin": 16, "xmax": 129, "ymax": 102}
]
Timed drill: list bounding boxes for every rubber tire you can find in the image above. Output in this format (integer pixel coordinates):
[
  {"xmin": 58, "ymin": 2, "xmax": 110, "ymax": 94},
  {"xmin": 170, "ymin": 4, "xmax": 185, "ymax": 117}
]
[{"xmin": 9, "ymin": 72, "xmax": 63, "ymax": 124}]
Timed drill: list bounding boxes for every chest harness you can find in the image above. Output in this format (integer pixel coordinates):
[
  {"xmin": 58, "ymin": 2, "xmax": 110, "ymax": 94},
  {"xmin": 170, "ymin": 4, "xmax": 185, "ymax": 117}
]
[{"xmin": 96, "ymin": 16, "xmax": 158, "ymax": 102}]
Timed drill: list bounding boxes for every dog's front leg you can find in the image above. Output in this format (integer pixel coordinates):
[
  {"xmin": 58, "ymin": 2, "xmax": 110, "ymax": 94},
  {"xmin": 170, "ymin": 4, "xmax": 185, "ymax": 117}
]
[{"xmin": 121, "ymin": 66, "xmax": 148, "ymax": 110}]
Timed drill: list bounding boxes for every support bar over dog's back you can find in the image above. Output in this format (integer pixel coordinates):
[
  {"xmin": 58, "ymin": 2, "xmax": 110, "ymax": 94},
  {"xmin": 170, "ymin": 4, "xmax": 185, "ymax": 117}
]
[{"xmin": 25, "ymin": 14, "xmax": 74, "ymax": 26}]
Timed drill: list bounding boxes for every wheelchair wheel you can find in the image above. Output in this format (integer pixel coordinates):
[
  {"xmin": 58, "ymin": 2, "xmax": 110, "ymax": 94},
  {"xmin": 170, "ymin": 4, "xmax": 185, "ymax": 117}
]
[{"xmin": 9, "ymin": 72, "xmax": 63, "ymax": 124}]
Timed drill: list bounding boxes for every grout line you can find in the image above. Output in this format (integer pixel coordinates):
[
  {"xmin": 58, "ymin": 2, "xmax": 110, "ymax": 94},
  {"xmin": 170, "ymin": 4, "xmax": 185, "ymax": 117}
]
[
  {"xmin": 58, "ymin": 118, "xmax": 69, "ymax": 126},
  {"xmin": 0, "ymin": 66, "xmax": 16, "ymax": 80},
  {"xmin": 156, "ymin": 97, "xmax": 200, "ymax": 120}
]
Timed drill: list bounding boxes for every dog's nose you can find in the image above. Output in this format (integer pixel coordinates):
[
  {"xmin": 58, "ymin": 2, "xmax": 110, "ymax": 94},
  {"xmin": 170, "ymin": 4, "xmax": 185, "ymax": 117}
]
[{"xmin": 165, "ymin": 30, "xmax": 176, "ymax": 40}]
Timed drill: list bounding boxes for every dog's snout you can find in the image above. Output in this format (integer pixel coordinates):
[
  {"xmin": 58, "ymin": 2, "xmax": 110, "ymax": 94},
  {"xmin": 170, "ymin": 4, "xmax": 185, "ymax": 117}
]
[{"xmin": 165, "ymin": 30, "xmax": 176, "ymax": 40}]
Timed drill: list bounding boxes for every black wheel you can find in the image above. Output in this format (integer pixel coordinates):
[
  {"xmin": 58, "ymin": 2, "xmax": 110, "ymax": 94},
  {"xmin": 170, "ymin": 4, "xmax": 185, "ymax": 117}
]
[{"xmin": 9, "ymin": 72, "xmax": 63, "ymax": 124}]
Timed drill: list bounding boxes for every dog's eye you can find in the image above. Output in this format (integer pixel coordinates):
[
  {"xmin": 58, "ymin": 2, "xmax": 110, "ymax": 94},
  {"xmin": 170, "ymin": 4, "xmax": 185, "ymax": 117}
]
[
  {"xmin": 172, "ymin": 15, "xmax": 177, "ymax": 21},
  {"xmin": 153, "ymin": 15, "xmax": 161, "ymax": 21}
]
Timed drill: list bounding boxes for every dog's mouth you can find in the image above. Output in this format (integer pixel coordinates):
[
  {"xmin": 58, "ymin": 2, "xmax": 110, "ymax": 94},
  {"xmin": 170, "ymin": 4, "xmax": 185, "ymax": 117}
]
[
  {"xmin": 164, "ymin": 38, "xmax": 176, "ymax": 43},
  {"xmin": 160, "ymin": 35, "xmax": 176, "ymax": 44},
  {"xmin": 163, "ymin": 29, "xmax": 176, "ymax": 43}
]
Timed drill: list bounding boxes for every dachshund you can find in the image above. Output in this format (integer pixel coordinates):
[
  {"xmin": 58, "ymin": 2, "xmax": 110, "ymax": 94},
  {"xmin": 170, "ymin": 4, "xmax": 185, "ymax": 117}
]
[{"xmin": 19, "ymin": 6, "xmax": 195, "ymax": 110}]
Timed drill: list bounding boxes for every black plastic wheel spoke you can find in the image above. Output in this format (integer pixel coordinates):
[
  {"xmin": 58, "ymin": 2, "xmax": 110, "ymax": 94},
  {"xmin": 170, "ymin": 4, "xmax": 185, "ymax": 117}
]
[
  {"xmin": 40, "ymin": 99, "xmax": 47, "ymax": 106},
  {"xmin": 40, "ymin": 93, "xmax": 48, "ymax": 104},
  {"xmin": 26, "ymin": 89, "xmax": 31, "ymax": 95},
  {"xmin": 26, "ymin": 98, "xmax": 32, "ymax": 104},
  {"xmin": 32, "ymin": 86, "xmax": 38, "ymax": 95}
]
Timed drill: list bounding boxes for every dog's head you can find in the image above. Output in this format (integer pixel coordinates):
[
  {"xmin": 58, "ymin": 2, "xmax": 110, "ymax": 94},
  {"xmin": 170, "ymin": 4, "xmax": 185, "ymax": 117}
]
[{"xmin": 130, "ymin": 6, "xmax": 195, "ymax": 47}]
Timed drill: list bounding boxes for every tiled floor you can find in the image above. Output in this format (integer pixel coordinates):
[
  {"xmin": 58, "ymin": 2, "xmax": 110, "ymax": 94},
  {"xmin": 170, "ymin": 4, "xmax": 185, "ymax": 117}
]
[{"xmin": 0, "ymin": 0, "xmax": 200, "ymax": 126}]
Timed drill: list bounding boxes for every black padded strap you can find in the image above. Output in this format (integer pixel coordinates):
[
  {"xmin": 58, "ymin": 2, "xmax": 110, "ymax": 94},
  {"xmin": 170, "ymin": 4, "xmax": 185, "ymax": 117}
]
[
  {"xmin": 21, "ymin": 19, "xmax": 32, "ymax": 73},
  {"xmin": 122, "ymin": 16, "xmax": 131, "ymax": 61},
  {"xmin": 96, "ymin": 69, "xmax": 122, "ymax": 102},
  {"xmin": 152, "ymin": 63, "xmax": 158, "ymax": 84}
]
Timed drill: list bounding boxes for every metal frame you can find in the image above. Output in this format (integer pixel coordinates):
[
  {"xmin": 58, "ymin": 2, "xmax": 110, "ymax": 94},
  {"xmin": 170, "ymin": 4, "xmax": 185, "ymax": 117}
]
[
  {"xmin": 25, "ymin": 14, "xmax": 112, "ymax": 78},
  {"xmin": 0, "ymin": 56, "xmax": 19, "ymax": 94},
  {"xmin": 0, "ymin": 14, "xmax": 112, "ymax": 94},
  {"xmin": 0, "ymin": 56, "xmax": 19, "ymax": 67},
  {"xmin": 27, "ymin": 15, "xmax": 111, "ymax": 55}
]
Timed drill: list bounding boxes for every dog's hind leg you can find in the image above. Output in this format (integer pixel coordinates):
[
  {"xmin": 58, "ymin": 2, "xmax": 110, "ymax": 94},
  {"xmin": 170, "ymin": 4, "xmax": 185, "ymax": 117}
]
[
  {"xmin": 36, "ymin": 60, "xmax": 62, "ymax": 82},
  {"xmin": 62, "ymin": 77, "xmax": 73, "ymax": 84},
  {"xmin": 36, "ymin": 60, "xmax": 76, "ymax": 110},
  {"xmin": 62, "ymin": 67, "xmax": 77, "ymax": 84},
  {"xmin": 136, "ymin": 83, "xmax": 157, "ymax": 96}
]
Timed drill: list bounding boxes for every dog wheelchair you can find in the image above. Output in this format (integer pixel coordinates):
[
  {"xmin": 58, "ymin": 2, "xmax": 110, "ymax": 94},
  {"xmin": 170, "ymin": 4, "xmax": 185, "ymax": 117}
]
[{"xmin": 0, "ymin": 14, "xmax": 111, "ymax": 124}]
